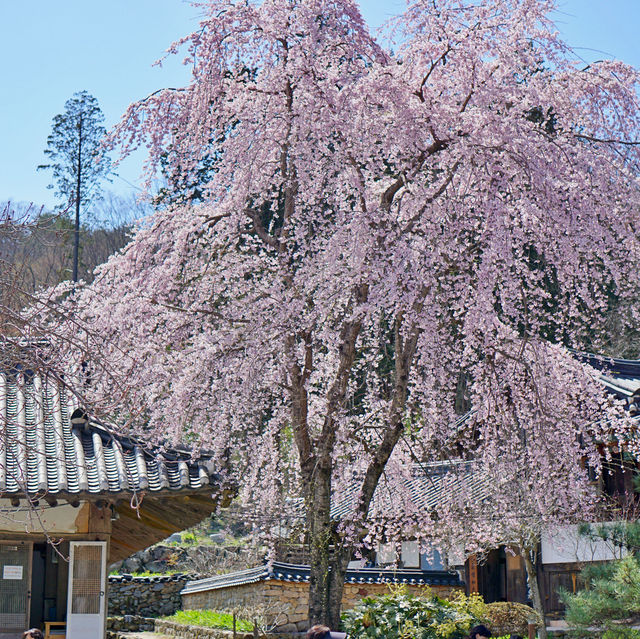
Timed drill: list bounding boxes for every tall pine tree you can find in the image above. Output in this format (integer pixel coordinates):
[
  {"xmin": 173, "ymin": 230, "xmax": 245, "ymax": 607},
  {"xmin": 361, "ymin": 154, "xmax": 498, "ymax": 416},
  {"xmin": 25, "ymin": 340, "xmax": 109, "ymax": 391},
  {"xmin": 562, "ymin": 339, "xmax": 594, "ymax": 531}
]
[{"xmin": 38, "ymin": 91, "xmax": 111, "ymax": 282}]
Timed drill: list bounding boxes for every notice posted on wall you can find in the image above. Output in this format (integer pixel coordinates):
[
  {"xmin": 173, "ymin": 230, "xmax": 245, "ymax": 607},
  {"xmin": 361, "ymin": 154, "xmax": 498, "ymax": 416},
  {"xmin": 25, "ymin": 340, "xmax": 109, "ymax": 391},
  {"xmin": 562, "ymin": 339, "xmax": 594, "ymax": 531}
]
[{"xmin": 3, "ymin": 565, "xmax": 23, "ymax": 580}]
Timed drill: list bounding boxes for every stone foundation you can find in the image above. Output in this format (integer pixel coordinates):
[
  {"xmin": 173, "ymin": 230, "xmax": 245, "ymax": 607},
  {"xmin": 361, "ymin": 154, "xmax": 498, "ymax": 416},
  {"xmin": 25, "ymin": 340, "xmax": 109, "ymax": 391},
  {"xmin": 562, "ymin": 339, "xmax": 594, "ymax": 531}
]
[{"xmin": 107, "ymin": 615, "xmax": 156, "ymax": 636}]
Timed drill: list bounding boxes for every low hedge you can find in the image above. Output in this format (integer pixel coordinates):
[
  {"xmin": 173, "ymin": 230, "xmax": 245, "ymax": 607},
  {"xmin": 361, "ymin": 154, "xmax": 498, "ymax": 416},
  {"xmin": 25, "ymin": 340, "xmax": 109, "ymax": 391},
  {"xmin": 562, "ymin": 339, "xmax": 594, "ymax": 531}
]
[{"xmin": 484, "ymin": 602, "xmax": 542, "ymax": 636}]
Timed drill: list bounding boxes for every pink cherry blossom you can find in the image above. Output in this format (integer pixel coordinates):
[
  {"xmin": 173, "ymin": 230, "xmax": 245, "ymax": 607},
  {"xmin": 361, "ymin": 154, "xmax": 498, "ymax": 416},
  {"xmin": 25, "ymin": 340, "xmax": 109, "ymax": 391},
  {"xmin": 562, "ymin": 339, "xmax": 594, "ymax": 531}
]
[{"xmin": 38, "ymin": 0, "xmax": 640, "ymax": 626}]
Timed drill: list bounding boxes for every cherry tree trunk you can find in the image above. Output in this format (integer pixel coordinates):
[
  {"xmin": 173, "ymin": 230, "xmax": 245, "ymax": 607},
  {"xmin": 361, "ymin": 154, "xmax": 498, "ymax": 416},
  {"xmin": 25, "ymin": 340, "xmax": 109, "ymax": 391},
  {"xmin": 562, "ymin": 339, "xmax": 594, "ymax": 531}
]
[
  {"xmin": 307, "ymin": 459, "xmax": 334, "ymax": 626},
  {"xmin": 306, "ymin": 458, "xmax": 352, "ymax": 629},
  {"xmin": 326, "ymin": 547, "xmax": 352, "ymax": 629},
  {"xmin": 522, "ymin": 548, "xmax": 548, "ymax": 639}
]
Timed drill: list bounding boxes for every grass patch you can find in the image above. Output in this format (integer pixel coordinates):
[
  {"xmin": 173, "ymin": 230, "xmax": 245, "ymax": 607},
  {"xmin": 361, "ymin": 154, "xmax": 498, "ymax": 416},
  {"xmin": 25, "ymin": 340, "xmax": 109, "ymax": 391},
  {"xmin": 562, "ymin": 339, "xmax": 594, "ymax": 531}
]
[{"xmin": 163, "ymin": 609, "xmax": 254, "ymax": 632}]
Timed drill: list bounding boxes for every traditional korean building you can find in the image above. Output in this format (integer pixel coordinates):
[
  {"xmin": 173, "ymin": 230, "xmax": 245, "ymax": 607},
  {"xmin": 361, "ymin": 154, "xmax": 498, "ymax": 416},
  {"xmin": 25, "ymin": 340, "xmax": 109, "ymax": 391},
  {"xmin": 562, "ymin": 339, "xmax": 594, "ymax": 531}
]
[
  {"xmin": 183, "ymin": 353, "xmax": 640, "ymax": 626},
  {"xmin": 0, "ymin": 369, "xmax": 231, "ymax": 639},
  {"xmin": 466, "ymin": 353, "xmax": 640, "ymax": 617}
]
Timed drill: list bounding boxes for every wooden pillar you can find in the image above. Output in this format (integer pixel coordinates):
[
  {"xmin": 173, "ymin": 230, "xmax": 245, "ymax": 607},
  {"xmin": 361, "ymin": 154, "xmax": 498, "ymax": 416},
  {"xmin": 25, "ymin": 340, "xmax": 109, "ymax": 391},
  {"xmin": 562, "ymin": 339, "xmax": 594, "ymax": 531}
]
[{"xmin": 467, "ymin": 555, "xmax": 479, "ymax": 594}]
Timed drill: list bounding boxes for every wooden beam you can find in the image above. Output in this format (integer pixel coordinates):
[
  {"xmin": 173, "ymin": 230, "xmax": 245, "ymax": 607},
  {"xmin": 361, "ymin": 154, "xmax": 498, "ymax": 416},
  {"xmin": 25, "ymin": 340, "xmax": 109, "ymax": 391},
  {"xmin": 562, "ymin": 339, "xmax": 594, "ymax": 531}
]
[
  {"xmin": 116, "ymin": 505, "xmax": 176, "ymax": 535},
  {"xmin": 108, "ymin": 492, "xmax": 220, "ymax": 562}
]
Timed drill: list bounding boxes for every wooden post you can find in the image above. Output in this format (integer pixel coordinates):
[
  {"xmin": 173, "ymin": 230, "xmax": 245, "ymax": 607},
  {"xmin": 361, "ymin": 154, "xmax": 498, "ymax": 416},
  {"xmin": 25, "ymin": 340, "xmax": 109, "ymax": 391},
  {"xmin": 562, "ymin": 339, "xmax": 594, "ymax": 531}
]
[
  {"xmin": 233, "ymin": 612, "xmax": 237, "ymax": 639},
  {"xmin": 253, "ymin": 618, "xmax": 259, "ymax": 639},
  {"xmin": 467, "ymin": 554, "xmax": 479, "ymax": 593},
  {"xmin": 528, "ymin": 622, "xmax": 536, "ymax": 639}
]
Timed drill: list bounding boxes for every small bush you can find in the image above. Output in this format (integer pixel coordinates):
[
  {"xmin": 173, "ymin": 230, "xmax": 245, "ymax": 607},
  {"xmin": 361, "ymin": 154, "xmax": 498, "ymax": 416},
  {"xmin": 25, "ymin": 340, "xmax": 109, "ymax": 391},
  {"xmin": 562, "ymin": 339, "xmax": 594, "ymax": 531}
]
[
  {"xmin": 162, "ymin": 609, "xmax": 253, "ymax": 631},
  {"xmin": 341, "ymin": 587, "xmax": 488, "ymax": 639},
  {"xmin": 182, "ymin": 532, "xmax": 199, "ymax": 545},
  {"xmin": 484, "ymin": 602, "xmax": 542, "ymax": 636}
]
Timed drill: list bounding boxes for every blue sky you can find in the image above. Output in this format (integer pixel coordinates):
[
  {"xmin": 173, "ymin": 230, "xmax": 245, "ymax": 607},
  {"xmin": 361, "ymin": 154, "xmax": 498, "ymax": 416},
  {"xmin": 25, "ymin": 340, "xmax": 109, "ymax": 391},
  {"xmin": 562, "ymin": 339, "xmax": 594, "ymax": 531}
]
[{"xmin": 1, "ymin": 0, "xmax": 638, "ymax": 210}]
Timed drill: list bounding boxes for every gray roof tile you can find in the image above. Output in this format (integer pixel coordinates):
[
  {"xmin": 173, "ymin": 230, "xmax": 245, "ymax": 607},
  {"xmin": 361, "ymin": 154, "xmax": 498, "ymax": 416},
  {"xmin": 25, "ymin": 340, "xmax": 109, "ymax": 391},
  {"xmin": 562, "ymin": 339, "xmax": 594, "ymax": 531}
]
[
  {"xmin": 330, "ymin": 460, "xmax": 490, "ymax": 522},
  {"xmin": 181, "ymin": 561, "xmax": 463, "ymax": 595},
  {"xmin": 0, "ymin": 371, "xmax": 217, "ymax": 497}
]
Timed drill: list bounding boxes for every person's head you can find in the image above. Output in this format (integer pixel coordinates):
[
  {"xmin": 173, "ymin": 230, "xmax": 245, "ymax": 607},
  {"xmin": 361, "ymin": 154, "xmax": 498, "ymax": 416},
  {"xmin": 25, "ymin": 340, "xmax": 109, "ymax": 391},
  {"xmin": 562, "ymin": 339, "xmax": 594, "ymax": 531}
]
[
  {"xmin": 469, "ymin": 625, "xmax": 492, "ymax": 639},
  {"xmin": 306, "ymin": 625, "xmax": 346, "ymax": 639},
  {"xmin": 23, "ymin": 630, "xmax": 44, "ymax": 639},
  {"xmin": 307, "ymin": 626, "xmax": 331, "ymax": 639}
]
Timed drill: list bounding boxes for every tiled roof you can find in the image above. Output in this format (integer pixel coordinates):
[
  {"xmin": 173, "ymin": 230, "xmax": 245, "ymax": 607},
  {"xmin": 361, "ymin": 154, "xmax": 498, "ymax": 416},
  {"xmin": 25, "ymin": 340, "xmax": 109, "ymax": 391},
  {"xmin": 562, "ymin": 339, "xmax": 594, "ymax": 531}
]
[
  {"xmin": 183, "ymin": 565, "xmax": 269, "ymax": 592},
  {"xmin": 0, "ymin": 371, "xmax": 217, "ymax": 497},
  {"xmin": 330, "ymin": 460, "xmax": 489, "ymax": 522},
  {"xmin": 181, "ymin": 561, "xmax": 462, "ymax": 595},
  {"xmin": 578, "ymin": 351, "xmax": 640, "ymax": 378},
  {"xmin": 575, "ymin": 351, "xmax": 640, "ymax": 400}
]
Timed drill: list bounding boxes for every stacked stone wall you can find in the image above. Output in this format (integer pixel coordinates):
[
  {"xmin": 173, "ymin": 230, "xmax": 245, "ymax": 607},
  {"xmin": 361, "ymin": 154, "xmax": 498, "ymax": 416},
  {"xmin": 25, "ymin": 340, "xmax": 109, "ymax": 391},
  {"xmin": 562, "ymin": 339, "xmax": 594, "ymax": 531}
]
[
  {"xmin": 182, "ymin": 579, "xmax": 463, "ymax": 631},
  {"xmin": 184, "ymin": 580, "xmax": 269, "ymax": 612},
  {"xmin": 342, "ymin": 581, "xmax": 460, "ymax": 609},
  {"xmin": 108, "ymin": 574, "xmax": 194, "ymax": 617}
]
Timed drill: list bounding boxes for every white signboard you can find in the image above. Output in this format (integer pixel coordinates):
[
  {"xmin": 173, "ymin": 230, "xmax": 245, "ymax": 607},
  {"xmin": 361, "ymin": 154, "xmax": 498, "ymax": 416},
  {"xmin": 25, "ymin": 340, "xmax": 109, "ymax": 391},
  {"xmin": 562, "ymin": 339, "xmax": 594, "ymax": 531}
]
[{"xmin": 3, "ymin": 565, "xmax": 23, "ymax": 580}]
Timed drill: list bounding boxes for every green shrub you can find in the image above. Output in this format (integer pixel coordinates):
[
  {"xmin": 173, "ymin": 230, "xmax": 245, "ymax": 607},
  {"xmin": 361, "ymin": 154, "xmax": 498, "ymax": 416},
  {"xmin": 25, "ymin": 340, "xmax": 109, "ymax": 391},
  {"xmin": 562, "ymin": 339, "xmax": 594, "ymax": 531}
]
[
  {"xmin": 162, "ymin": 609, "xmax": 253, "ymax": 631},
  {"xmin": 181, "ymin": 532, "xmax": 198, "ymax": 545},
  {"xmin": 484, "ymin": 602, "xmax": 542, "ymax": 636},
  {"xmin": 341, "ymin": 587, "xmax": 488, "ymax": 639}
]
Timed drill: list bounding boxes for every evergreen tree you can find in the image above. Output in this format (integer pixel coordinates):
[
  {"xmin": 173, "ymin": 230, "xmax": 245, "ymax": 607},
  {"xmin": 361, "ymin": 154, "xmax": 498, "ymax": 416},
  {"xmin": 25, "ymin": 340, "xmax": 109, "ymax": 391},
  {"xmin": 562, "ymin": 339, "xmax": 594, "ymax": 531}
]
[
  {"xmin": 38, "ymin": 91, "xmax": 111, "ymax": 282},
  {"xmin": 563, "ymin": 555, "xmax": 640, "ymax": 638}
]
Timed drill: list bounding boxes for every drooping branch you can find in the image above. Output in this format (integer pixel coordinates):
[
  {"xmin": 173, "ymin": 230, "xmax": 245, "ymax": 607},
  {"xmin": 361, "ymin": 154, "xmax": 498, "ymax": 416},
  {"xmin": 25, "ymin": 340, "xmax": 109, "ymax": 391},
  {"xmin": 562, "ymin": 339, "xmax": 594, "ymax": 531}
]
[{"xmin": 574, "ymin": 133, "xmax": 640, "ymax": 146}]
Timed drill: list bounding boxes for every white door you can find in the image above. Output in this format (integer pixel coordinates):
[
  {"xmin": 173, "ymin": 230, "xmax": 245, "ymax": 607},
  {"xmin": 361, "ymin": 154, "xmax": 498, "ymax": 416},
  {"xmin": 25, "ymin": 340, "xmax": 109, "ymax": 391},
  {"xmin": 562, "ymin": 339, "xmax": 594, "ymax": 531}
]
[
  {"xmin": 0, "ymin": 541, "xmax": 32, "ymax": 639},
  {"xmin": 66, "ymin": 541, "xmax": 107, "ymax": 639}
]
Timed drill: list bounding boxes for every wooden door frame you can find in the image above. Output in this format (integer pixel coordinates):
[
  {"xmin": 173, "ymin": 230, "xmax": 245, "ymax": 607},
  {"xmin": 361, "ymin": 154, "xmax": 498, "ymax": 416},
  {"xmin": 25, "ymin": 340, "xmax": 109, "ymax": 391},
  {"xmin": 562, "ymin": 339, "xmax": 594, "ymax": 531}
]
[
  {"xmin": 66, "ymin": 540, "xmax": 107, "ymax": 639},
  {"xmin": 0, "ymin": 539, "xmax": 34, "ymax": 635}
]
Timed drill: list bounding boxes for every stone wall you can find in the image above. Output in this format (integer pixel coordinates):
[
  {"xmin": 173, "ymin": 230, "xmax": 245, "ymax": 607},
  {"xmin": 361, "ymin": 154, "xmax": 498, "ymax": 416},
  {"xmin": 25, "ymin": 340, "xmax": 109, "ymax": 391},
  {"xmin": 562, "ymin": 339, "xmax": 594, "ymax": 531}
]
[
  {"xmin": 108, "ymin": 574, "xmax": 195, "ymax": 617},
  {"xmin": 107, "ymin": 615, "xmax": 156, "ymax": 636},
  {"xmin": 106, "ymin": 616, "xmax": 300, "ymax": 639},
  {"xmin": 155, "ymin": 619, "xmax": 297, "ymax": 639},
  {"xmin": 342, "ymin": 581, "xmax": 460, "ymax": 609},
  {"xmin": 182, "ymin": 579, "xmax": 463, "ymax": 632}
]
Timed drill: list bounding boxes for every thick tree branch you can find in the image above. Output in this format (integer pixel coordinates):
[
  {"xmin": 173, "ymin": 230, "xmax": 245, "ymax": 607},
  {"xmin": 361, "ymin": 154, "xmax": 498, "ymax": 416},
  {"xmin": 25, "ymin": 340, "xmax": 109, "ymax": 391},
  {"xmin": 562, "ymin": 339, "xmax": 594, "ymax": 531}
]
[
  {"xmin": 381, "ymin": 139, "xmax": 448, "ymax": 211},
  {"xmin": 245, "ymin": 207, "xmax": 281, "ymax": 249},
  {"xmin": 316, "ymin": 283, "xmax": 369, "ymax": 461}
]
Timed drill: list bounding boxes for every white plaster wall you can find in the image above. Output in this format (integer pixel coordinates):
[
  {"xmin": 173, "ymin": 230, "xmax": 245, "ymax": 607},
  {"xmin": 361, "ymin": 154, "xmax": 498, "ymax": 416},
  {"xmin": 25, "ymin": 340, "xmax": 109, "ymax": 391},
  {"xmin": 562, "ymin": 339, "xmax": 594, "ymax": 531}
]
[
  {"xmin": 0, "ymin": 499, "xmax": 86, "ymax": 534},
  {"xmin": 541, "ymin": 523, "xmax": 629, "ymax": 564}
]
